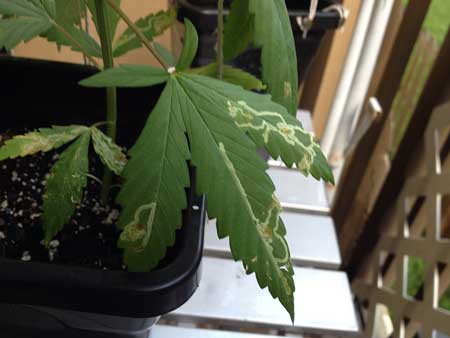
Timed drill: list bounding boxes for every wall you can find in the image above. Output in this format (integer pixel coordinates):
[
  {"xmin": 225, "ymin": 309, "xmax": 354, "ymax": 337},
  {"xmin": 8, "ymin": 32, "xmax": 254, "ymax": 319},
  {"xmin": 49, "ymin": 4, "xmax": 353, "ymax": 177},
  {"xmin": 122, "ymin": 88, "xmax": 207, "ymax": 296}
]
[{"xmin": 12, "ymin": 0, "xmax": 171, "ymax": 66}]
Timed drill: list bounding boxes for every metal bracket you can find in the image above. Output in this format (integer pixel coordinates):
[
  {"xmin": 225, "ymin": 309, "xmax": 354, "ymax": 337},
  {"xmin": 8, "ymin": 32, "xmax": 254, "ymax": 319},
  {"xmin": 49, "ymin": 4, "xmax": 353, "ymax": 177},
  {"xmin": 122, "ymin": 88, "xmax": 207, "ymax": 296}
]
[{"xmin": 296, "ymin": 2, "xmax": 348, "ymax": 39}]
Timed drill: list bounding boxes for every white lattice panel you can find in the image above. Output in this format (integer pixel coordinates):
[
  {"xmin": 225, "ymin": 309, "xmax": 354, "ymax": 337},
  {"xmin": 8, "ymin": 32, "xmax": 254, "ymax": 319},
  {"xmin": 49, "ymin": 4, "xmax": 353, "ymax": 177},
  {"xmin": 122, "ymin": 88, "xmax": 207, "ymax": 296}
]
[{"xmin": 353, "ymin": 101, "xmax": 450, "ymax": 338}]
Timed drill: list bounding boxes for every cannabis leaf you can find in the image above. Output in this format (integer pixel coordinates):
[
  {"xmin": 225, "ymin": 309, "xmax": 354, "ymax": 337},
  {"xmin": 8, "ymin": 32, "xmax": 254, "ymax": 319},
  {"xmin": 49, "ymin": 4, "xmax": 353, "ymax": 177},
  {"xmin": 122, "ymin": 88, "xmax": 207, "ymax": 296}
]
[
  {"xmin": 54, "ymin": 0, "xmax": 85, "ymax": 26},
  {"xmin": 0, "ymin": 17, "xmax": 51, "ymax": 49},
  {"xmin": 112, "ymin": 7, "xmax": 176, "ymax": 57},
  {"xmin": 42, "ymin": 131, "xmax": 90, "ymax": 243},
  {"xmin": 91, "ymin": 127, "xmax": 127, "ymax": 175},
  {"xmin": 115, "ymin": 72, "xmax": 301, "ymax": 319},
  {"xmin": 44, "ymin": 24, "xmax": 102, "ymax": 57},
  {"xmin": 0, "ymin": 0, "xmax": 49, "ymax": 17},
  {"xmin": 189, "ymin": 62, "xmax": 266, "ymax": 91},
  {"xmin": 154, "ymin": 41, "xmax": 177, "ymax": 67},
  {"xmin": 249, "ymin": 0, "xmax": 298, "ymax": 115},
  {"xmin": 116, "ymin": 79, "xmax": 190, "ymax": 271},
  {"xmin": 0, "ymin": 0, "xmax": 101, "ymax": 57},
  {"xmin": 79, "ymin": 64, "xmax": 169, "ymax": 87},
  {"xmin": 176, "ymin": 18, "xmax": 197, "ymax": 71},
  {"xmin": 0, "ymin": 125, "xmax": 89, "ymax": 160},
  {"xmin": 223, "ymin": 0, "xmax": 253, "ymax": 61},
  {"xmin": 0, "ymin": 0, "xmax": 52, "ymax": 50},
  {"xmin": 175, "ymin": 73, "xmax": 295, "ymax": 320},
  {"xmin": 209, "ymin": 86, "xmax": 333, "ymax": 183}
]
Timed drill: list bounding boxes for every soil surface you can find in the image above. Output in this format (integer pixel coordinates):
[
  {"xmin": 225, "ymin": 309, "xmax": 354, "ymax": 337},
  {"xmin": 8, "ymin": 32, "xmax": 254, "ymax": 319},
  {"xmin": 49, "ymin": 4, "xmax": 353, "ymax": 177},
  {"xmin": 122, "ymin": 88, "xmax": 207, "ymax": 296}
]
[{"xmin": 0, "ymin": 131, "xmax": 124, "ymax": 270}]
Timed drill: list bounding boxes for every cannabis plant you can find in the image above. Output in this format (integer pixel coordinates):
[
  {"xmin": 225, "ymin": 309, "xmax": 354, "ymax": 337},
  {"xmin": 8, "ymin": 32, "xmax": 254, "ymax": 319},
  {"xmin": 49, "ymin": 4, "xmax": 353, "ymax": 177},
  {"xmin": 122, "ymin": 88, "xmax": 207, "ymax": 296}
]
[{"xmin": 0, "ymin": 0, "xmax": 333, "ymax": 320}]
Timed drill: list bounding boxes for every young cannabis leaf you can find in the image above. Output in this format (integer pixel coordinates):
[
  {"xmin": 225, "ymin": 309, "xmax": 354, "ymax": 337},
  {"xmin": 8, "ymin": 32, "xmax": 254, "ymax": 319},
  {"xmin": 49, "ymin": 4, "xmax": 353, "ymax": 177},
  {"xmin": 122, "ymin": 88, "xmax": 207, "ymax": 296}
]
[
  {"xmin": 43, "ymin": 131, "xmax": 90, "ymax": 243},
  {"xmin": 91, "ymin": 127, "xmax": 127, "ymax": 175},
  {"xmin": 0, "ymin": 125, "xmax": 89, "ymax": 160},
  {"xmin": 223, "ymin": 0, "xmax": 254, "ymax": 61},
  {"xmin": 112, "ymin": 7, "xmax": 176, "ymax": 58},
  {"xmin": 249, "ymin": 0, "xmax": 298, "ymax": 116},
  {"xmin": 188, "ymin": 62, "xmax": 266, "ymax": 91},
  {"xmin": 223, "ymin": 0, "xmax": 298, "ymax": 114},
  {"xmin": 176, "ymin": 18, "xmax": 198, "ymax": 71},
  {"xmin": 79, "ymin": 64, "xmax": 169, "ymax": 87},
  {"xmin": 0, "ymin": 124, "xmax": 127, "ymax": 243}
]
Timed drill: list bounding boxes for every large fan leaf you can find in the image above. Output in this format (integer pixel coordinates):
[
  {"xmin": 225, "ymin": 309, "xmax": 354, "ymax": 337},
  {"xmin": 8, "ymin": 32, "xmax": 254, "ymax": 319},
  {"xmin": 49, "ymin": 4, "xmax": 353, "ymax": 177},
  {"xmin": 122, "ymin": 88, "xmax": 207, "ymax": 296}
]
[
  {"xmin": 0, "ymin": 0, "xmax": 101, "ymax": 56},
  {"xmin": 0, "ymin": 0, "xmax": 50, "ymax": 17},
  {"xmin": 79, "ymin": 64, "xmax": 169, "ymax": 88},
  {"xmin": 42, "ymin": 131, "xmax": 90, "ymax": 243},
  {"xmin": 200, "ymin": 82, "xmax": 334, "ymax": 183},
  {"xmin": 116, "ymin": 79, "xmax": 191, "ymax": 271},
  {"xmin": 112, "ymin": 7, "xmax": 176, "ymax": 58},
  {"xmin": 175, "ymin": 73, "xmax": 295, "ymax": 320},
  {"xmin": 0, "ymin": 125, "xmax": 89, "ymax": 160},
  {"xmin": 91, "ymin": 127, "xmax": 127, "ymax": 175},
  {"xmin": 223, "ymin": 0, "xmax": 253, "ymax": 61},
  {"xmin": 188, "ymin": 62, "xmax": 266, "ymax": 91},
  {"xmin": 0, "ymin": 17, "xmax": 51, "ymax": 49},
  {"xmin": 249, "ymin": 0, "xmax": 298, "ymax": 115}
]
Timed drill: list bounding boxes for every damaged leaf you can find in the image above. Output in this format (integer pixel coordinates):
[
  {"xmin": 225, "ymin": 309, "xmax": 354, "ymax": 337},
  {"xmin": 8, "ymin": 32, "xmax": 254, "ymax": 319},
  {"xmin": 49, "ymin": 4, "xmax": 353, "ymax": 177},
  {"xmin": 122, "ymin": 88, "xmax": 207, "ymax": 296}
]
[
  {"xmin": 0, "ymin": 125, "xmax": 89, "ymax": 160},
  {"xmin": 42, "ymin": 131, "xmax": 91, "ymax": 243}
]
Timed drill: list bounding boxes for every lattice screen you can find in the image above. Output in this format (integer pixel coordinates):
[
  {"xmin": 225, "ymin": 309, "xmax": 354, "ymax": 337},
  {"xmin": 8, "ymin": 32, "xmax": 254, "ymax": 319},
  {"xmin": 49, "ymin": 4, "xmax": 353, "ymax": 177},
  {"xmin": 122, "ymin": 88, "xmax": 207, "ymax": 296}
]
[{"xmin": 353, "ymin": 100, "xmax": 450, "ymax": 338}]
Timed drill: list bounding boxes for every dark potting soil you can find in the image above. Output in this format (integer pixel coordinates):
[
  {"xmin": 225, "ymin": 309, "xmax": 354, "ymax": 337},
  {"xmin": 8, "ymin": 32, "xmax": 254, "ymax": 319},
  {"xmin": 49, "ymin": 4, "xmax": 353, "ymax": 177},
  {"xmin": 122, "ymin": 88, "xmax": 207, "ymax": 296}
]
[{"xmin": 0, "ymin": 131, "xmax": 125, "ymax": 270}]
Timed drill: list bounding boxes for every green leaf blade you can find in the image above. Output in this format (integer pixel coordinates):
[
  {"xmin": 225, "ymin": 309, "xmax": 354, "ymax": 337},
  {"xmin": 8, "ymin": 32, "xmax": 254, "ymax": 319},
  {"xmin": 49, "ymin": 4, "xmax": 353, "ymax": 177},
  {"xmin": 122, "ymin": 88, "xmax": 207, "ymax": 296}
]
[
  {"xmin": 154, "ymin": 41, "xmax": 177, "ymax": 67},
  {"xmin": 42, "ymin": 131, "xmax": 90, "ymax": 243},
  {"xmin": 91, "ymin": 127, "xmax": 127, "ymax": 175},
  {"xmin": 0, "ymin": 17, "xmax": 51, "ymax": 50},
  {"xmin": 175, "ymin": 73, "xmax": 295, "ymax": 320},
  {"xmin": 188, "ymin": 63, "xmax": 266, "ymax": 91},
  {"xmin": 176, "ymin": 18, "xmax": 198, "ymax": 71},
  {"xmin": 112, "ymin": 7, "xmax": 176, "ymax": 58},
  {"xmin": 223, "ymin": 0, "xmax": 253, "ymax": 61},
  {"xmin": 0, "ymin": 0, "xmax": 50, "ymax": 18},
  {"xmin": 249, "ymin": 0, "xmax": 298, "ymax": 115},
  {"xmin": 54, "ymin": 0, "xmax": 85, "ymax": 26},
  {"xmin": 116, "ymin": 78, "xmax": 191, "ymax": 271},
  {"xmin": 0, "ymin": 125, "xmax": 89, "ymax": 161},
  {"xmin": 79, "ymin": 64, "xmax": 169, "ymax": 88},
  {"xmin": 182, "ymin": 73, "xmax": 333, "ymax": 183},
  {"xmin": 43, "ymin": 24, "xmax": 102, "ymax": 57}
]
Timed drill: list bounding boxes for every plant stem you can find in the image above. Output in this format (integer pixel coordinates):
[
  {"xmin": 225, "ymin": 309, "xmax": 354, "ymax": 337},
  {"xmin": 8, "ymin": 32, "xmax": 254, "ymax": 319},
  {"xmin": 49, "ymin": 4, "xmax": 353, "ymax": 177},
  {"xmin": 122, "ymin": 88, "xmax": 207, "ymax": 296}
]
[
  {"xmin": 105, "ymin": 0, "xmax": 169, "ymax": 70},
  {"xmin": 53, "ymin": 22, "xmax": 100, "ymax": 68},
  {"xmin": 217, "ymin": 0, "xmax": 224, "ymax": 80},
  {"xmin": 94, "ymin": 0, "xmax": 118, "ymax": 203}
]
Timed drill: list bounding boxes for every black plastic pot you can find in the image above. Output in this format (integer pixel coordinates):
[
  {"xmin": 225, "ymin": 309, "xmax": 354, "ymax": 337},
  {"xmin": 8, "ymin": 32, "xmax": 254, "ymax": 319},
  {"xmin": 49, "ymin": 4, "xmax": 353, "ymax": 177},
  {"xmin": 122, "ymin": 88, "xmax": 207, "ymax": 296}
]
[
  {"xmin": 177, "ymin": 0, "xmax": 343, "ymax": 85},
  {"xmin": 0, "ymin": 56, "xmax": 206, "ymax": 338}
]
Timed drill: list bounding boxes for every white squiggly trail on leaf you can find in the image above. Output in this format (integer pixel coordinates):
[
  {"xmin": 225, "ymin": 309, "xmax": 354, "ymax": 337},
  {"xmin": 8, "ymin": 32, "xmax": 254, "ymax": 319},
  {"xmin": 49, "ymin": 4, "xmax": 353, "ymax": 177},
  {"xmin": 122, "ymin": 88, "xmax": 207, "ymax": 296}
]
[
  {"xmin": 120, "ymin": 202, "xmax": 157, "ymax": 252},
  {"xmin": 227, "ymin": 100, "xmax": 318, "ymax": 175},
  {"xmin": 218, "ymin": 142, "xmax": 290, "ymax": 268}
]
